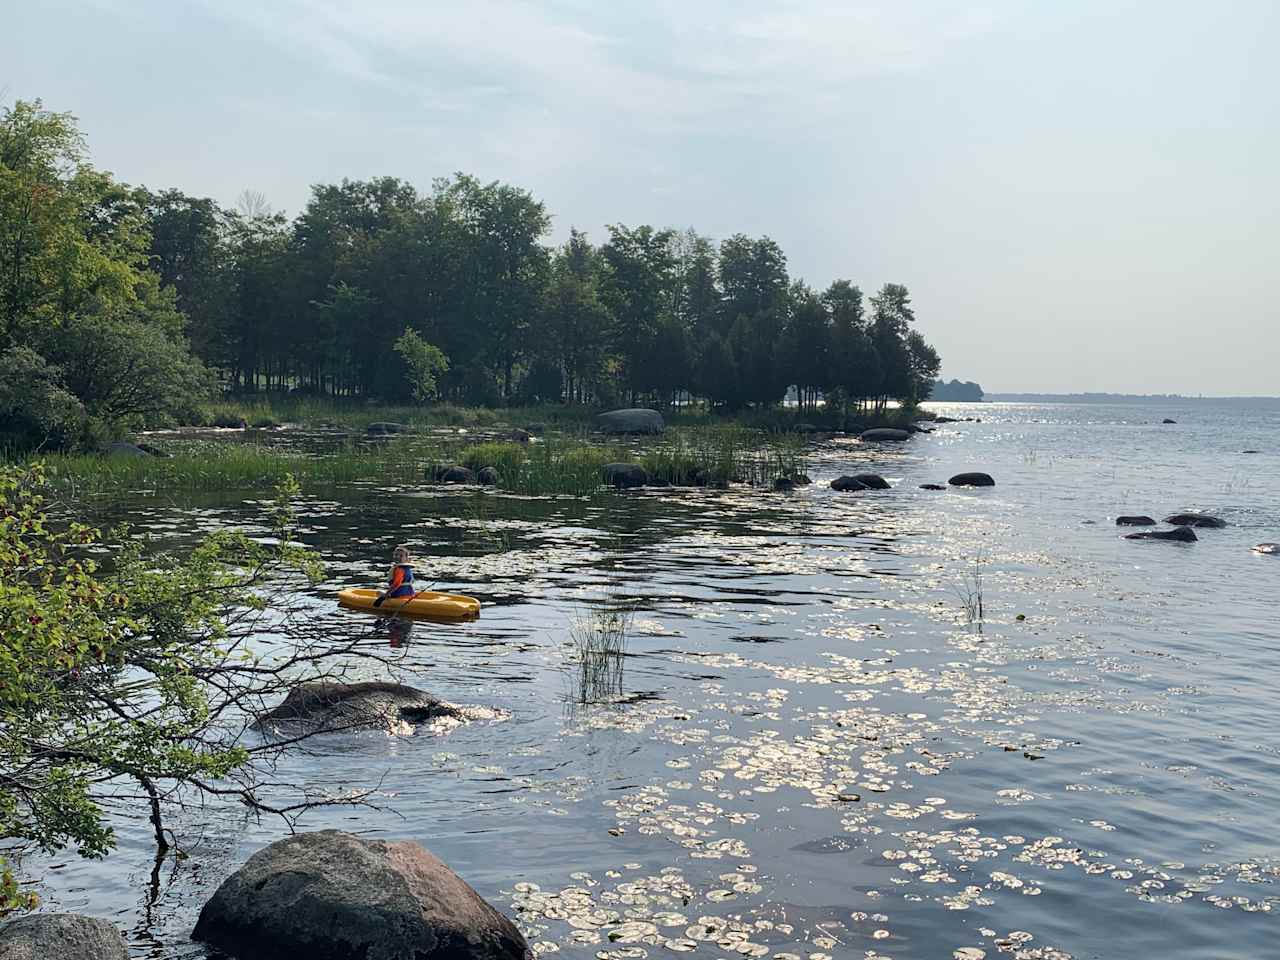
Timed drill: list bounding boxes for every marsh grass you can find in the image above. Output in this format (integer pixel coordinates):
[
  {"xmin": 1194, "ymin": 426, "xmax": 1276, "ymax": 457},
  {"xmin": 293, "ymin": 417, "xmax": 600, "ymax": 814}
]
[
  {"xmin": 642, "ymin": 427, "xmax": 807, "ymax": 486},
  {"xmin": 955, "ymin": 555, "xmax": 986, "ymax": 633},
  {"xmin": 564, "ymin": 602, "xmax": 634, "ymax": 704},
  {"xmin": 191, "ymin": 397, "xmax": 595, "ymax": 432}
]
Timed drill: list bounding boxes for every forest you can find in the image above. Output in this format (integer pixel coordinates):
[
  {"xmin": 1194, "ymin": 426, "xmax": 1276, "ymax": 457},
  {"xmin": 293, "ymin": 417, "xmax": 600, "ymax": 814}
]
[{"xmin": 1, "ymin": 99, "xmax": 941, "ymax": 450}]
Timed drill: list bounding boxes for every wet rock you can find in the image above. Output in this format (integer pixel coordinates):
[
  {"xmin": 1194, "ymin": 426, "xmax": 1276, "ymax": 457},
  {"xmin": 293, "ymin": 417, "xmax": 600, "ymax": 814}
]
[
  {"xmin": 1116, "ymin": 515, "xmax": 1157, "ymax": 526},
  {"xmin": 437, "ymin": 465, "xmax": 476, "ymax": 484},
  {"xmin": 1162, "ymin": 418, "xmax": 1177, "ymax": 424},
  {"xmin": 0, "ymin": 914, "xmax": 128, "ymax": 960},
  {"xmin": 933, "ymin": 416, "xmax": 958, "ymax": 423},
  {"xmin": 254, "ymin": 681, "xmax": 462, "ymax": 731},
  {"xmin": 509, "ymin": 428, "xmax": 531, "ymax": 444},
  {"xmin": 1253, "ymin": 543, "xmax": 1278, "ymax": 555},
  {"xmin": 949, "ymin": 472, "xmax": 995, "ymax": 487},
  {"xmin": 1125, "ymin": 526, "xmax": 1198, "ymax": 542},
  {"xmin": 477, "ymin": 466, "xmax": 500, "ymax": 486},
  {"xmin": 849, "ymin": 473, "xmax": 890, "ymax": 490},
  {"xmin": 596, "ymin": 408, "xmax": 664, "ymax": 435},
  {"xmin": 792, "ymin": 474, "xmax": 813, "ymax": 486},
  {"xmin": 830, "ymin": 476, "xmax": 868, "ymax": 492},
  {"xmin": 193, "ymin": 830, "xmax": 529, "ymax": 960},
  {"xmin": 367, "ymin": 421, "xmax": 410, "ymax": 436},
  {"xmin": 859, "ymin": 428, "xmax": 910, "ymax": 442},
  {"xmin": 213, "ymin": 414, "xmax": 249, "ymax": 429},
  {"xmin": 1243, "ymin": 449, "xmax": 1260, "ymax": 454},
  {"xmin": 919, "ymin": 483, "xmax": 946, "ymax": 491},
  {"xmin": 603, "ymin": 463, "xmax": 648, "ymax": 489},
  {"xmin": 101, "ymin": 441, "xmax": 152, "ymax": 458},
  {"xmin": 907, "ymin": 424, "xmax": 933, "ymax": 434},
  {"xmin": 1165, "ymin": 513, "xmax": 1227, "ymax": 528},
  {"xmin": 772, "ymin": 477, "xmax": 796, "ymax": 492}
]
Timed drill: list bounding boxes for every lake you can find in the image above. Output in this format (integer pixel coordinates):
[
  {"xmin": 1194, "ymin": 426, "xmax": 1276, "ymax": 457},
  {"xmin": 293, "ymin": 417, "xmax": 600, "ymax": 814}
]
[{"xmin": 32, "ymin": 400, "xmax": 1280, "ymax": 959}]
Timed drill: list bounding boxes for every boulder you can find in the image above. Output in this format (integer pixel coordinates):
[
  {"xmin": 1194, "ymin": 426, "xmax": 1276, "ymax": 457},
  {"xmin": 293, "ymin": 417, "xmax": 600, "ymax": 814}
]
[
  {"xmin": 1165, "ymin": 513, "xmax": 1227, "ymax": 529},
  {"xmin": 859, "ymin": 428, "xmax": 910, "ymax": 443},
  {"xmin": 1116, "ymin": 516, "xmax": 1157, "ymax": 526},
  {"xmin": 1125, "ymin": 527, "xmax": 1198, "ymax": 542},
  {"xmin": 367, "ymin": 421, "xmax": 410, "ymax": 436},
  {"xmin": 919, "ymin": 483, "xmax": 946, "ymax": 491},
  {"xmin": 102, "ymin": 441, "xmax": 151, "ymax": 458},
  {"xmin": 596, "ymin": 408, "xmax": 664, "ymax": 435},
  {"xmin": 193, "ymin": 830, "xmax": 530, "ymax": 960},
  {"xmin": 1162, "ymin": 418, "xmax": 1177, "ymax": 424},
  {"xmin": 830, "ymin": 476, "xmax": 868, "ymax": 492},
  {"xmin": 0, "ymin": 915, "xmax": 128, "ymax": 960},
  {"xmin": 949, "ymin": 472, "xmax": 995, "ymax": 487},
  {"xmin": 254, "ymin": 681, "xmax": 463, "ymax": 731},
  {"xmin": 477, "ymin": 467, "xmax": 500, "ymax": 486},
  {"xmin": 602, "ymin": 463, "xmax": 648, "ymax": 489},
  {"xmin": 509, "ymin": 429, "xmax": 531, "ymax": 444},
  {"xmin": 1254, "ymin": 543, "xmax": 1279, "ymax": 555},
  {"xmin": 213, "ymin": 414, "xmax": 249, "ymax": 429},
  {"xmin": 439, "ymin": 465, "xmax": 476, "ymax": 484},
  {"xmin": 792, "ymin": 474, "xmax": 813, "ymax": 486},
  {"xmin": 772, "ymin": 477, "xmax": 796, "ymax": 492},
  {"xmin": 849, "ymin": 473, "xmax": 890, "ymax": 490},
  {"xmin": 907, "ymin": 424, "xmax": 933, "ymax": 434}
]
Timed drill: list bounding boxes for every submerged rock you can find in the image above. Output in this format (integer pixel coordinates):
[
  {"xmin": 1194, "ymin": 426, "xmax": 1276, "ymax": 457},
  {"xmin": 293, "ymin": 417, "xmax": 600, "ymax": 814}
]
[
  {"xmin": 193, "ymin": 830, "xmax": 530, "ymax": 960},
  {"xmin": 1162, "ymin": 418, "xmax": 1177, "ymax": 424},
  {"xmin": 1165, "ymin": 513, "xmax": 1227, "ymax": 528},
  {"xmin": 830, "ymin": 476, "xmax": 868, "ymax": 492},
  {"xmin": 919, "ymin": 483, "xmax": 946, "ymax": 491},
  {"xmin": 849, "ymin": 473, "xmax": 890, "ymax": 490},
  {"xmin": 367, "ymin": 421, "xmax": 410, "ymax": 436},
  {"xmin": 859, "ymin": 428, "xmax": 911, "ymax": 442},
  {"xmin": 1116, "ymin": 515, "xmax": 1157, "ymax": 526},
  {"xmin": 596, "ymin": 408, "xmax": 664, "ymax": 435},
  {"xmin": 254, "ymin": 681, "xmax": 463, "ymax": 731},
  {"xmin": 792, "ymin": 474, "xmax": 813, "ymax": 486},
  {"xmin": 0, "ymin": 914, "xmax": 128, "ymax": 960},
  {"xmin": 1125, "ymin": 527, "xmax": 1198, "ymax": 542},
  {"xmin": 603, "ymin": 463, "xmax": 648, "ymax": 489},
  {"xmin": 772, "ymin": 477, "xmax": 796, "ymax": 492},
  {"xmin": 949, "ymin": 472, "xmax": 995, "ymax": 487}
]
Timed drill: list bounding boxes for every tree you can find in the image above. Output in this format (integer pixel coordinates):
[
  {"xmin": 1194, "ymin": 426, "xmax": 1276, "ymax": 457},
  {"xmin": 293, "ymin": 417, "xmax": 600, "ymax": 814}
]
[
  {"xmin": 393, "ymin": 327, "xmax": 449, "ymax": 402},
  {"xmin": 600, "ymin": 224, "xmax": 676, "ymax": 401},
  {"xmin": 0, "ymin": 466, "xmax": 397, "ymax": 914},
  {"xmin": 783, "ymin": 282, "xmax": 830, "ymax": 410}
]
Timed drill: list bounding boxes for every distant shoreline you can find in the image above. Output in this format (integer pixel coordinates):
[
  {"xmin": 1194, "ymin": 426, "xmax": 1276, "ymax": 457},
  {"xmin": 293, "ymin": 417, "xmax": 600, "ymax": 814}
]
[{"xmin": 981, "ymin": 393, "xmax": 1280, "ymax": 404}]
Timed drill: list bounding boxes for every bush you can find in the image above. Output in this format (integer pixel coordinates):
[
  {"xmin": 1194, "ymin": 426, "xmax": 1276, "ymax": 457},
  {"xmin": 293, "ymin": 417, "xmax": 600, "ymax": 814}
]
[{"xmin": 0, "ymin": 347, "xmax": 85, "ymax": 451}]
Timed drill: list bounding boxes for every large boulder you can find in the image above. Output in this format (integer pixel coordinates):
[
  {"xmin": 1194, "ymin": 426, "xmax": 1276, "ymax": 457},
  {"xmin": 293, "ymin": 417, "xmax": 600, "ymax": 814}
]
[
  {"xmin": 193, "ymin": 830, "xmax": 530, "ymax": 960},
  {"xmin": 596, "ymin": 408, "xmax": 664, "ymax": 435},
  {"xmin": 367, "ymin": 421, "xmax": 410, "ymax": 436},
  {"xmin": 830, "ymin": 476, "xmax": 868, "ymax": 492},
  {"xmin": 1165, "ymin": 513, "xmax": 1227, "ymax": 528},
  {"xmin": 477, "ymin": 466, "xmax": 500, "ymax": 486},
  {"xmin": 0, "ymin": 914, "xmax": 128, "ymax": 960},
  {"xmin": 849, "ymin": 473, "xmax": 890, "ymax": 490},
  {"xmin": 254, "ymin": 681, "xmax": 463, "ymax": 731},
  {"xmin": 102, "ymin": 441, "xmax": 152, "ymax": 458},
  {"xmin": 949, "ymin": 472, "xmax": 995, "ymax": 487},
  {"xmin": 1125, "ymin": 527, "xmax": 1198, "ymax": 542},
  {"xmin": 436, "ymin": 465, "xmax": 476, "ymax": 484},
  {"xmin": 1116, "ymin": 515, "xmax": 1157, "ymax": 526},
  {"xmin": 859, "ymin": 428, "xmax": 910, "ymax": 442},
  {"xmin": 602, "ymin": 463, "xmax": 648, "ymax": 489}
]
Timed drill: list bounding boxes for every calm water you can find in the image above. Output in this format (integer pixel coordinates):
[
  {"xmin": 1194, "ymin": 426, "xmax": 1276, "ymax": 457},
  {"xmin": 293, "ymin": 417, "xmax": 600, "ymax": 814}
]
[{"xmin": 32, "ymin": 401, "xmax": 1280, "ymax": 959}]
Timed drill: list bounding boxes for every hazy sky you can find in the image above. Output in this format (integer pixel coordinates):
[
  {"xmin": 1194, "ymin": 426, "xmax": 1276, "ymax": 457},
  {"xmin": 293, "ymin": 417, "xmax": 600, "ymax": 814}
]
[{"xmin": 6, "ymin": 0, "xmax": 1278, "ymax": 394}]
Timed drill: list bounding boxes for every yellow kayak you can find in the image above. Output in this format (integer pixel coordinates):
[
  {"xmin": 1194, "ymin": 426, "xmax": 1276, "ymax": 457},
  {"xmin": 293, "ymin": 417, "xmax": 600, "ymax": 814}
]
[{"xmin": 337, "ymin": 588, "xmax": 481, "ymax": 621}]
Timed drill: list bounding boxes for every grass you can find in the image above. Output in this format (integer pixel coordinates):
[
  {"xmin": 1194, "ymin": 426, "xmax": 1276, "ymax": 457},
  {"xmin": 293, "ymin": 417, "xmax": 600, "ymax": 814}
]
[
  {"xmin": 187, "ymin": 397, "xmax": 597, "ymax": 433},
  {"xmin": 955, "ymin": 555, "xmax": 986, "ymax": 634},
  {"xmin": 564, "ymin": 602, "xmax": 633, "ymax": 704}
]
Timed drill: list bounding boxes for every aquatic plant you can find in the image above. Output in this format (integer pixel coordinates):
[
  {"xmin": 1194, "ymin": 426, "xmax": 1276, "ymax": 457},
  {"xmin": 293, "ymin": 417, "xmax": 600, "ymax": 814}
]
[
  {"xmin": 565, "ymin": 602, "xmax": 633, "ymax": 704},
  {"xmin": 955, "ymin": 555, "xmax": 986, "ymax": 633}
]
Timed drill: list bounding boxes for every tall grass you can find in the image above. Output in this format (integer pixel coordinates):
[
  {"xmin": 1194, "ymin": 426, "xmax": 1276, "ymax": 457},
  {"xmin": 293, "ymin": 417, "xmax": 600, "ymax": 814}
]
[
  {"xmin": 641, "ymin": 427, "xmax": 807, "ymax": 486},
  {"xmin": 448, "ymin": 440, "xmax": 619, "ymax": 496},
  {"xmin": 188, "ymin": 397, "xmax": 597, "ymax": 432},
  {"xmin": 565, "ymin": 603, "xmax": 633, "ymax": 704}
]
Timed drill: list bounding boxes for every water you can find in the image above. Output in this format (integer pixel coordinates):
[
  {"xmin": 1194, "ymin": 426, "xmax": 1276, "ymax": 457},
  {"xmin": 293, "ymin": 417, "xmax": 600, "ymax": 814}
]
[{"xmin": 29, "ymin": 401, "xmax": 1280, "ymax": 959}]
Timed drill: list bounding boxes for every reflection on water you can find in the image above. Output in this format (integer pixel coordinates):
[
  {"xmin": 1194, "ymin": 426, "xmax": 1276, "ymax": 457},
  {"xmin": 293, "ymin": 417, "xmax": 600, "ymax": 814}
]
[{"xmin": 32, "ymin": 402, "xmax": 1280, "ymax": 959}]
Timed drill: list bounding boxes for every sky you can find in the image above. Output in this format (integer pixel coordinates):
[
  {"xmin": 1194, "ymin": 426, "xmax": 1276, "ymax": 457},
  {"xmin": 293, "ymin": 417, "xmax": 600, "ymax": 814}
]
[{"xmin": 5, "ymin": 0, "xmax": 1278, "ymax": 394}]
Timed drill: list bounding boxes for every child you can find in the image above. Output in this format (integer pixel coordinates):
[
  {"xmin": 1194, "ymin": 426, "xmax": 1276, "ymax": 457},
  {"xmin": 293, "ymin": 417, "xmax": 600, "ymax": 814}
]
[{"xmin": 374, "ymin": 545, "xmax": 417, "ymax": 606}]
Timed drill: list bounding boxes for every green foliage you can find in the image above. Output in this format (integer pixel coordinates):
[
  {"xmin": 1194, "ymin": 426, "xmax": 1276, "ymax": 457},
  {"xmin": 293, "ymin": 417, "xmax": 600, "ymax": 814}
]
[
  {"xmin": 0, "ymin": 465, "xmax": 326, "ymax": 913},
  {"xmin": 393, "ymin": 328, "xmax": 449, "ymax": 403}
]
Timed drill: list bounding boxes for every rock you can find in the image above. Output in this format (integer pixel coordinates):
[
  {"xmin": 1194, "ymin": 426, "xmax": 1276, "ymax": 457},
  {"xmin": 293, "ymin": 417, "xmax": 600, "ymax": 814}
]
[
  {"xmin": 1165, "ymin": 513, "xmax": 1227, "ymax": 528},
  {"xmin": 859, "ymin": 428, "xmax": 910, "ymax": 442},
  {"xmin": 254, "ymin": 681, "xmax": 463, "ymax": 731},
  {"xmin": 366, "ymin": 421, "xmax": 410, "ymax": 436},
  {"xmin": 1162, "ymin": 418, "xmax": 1177, "ymax": 424},
  {"xmin": 907, "ymin": 424, "xmax": 933, "ymax": 434},
  {"xmin": 0, "ymin": 914, "xmax": 128, "ymax": 960},
  {"xmin": 1125, "ymin": 527, "xmax": 1198, "ymax": 542},
  {"xmin": 213, "ymin": 414, "xmax": 249, "ymax": 429},
  {"xmin": 830, "ymin": 476, "xmax": 868, "ymax": 492},
  {"xmin": 602, "ymin": 463, "xmax": 648, "ymax": 489},
  {"xmin": 596, "ymin": 408, "xmax": 664, "ymax": 435},
  {"xmin": 1254, "ymin": 543, "xmax": 1279, "ymax": 555},
  {"xmin": 849, "ymin": 473, "xmax": 890, "ymax": 490},
  {"xmin": 1243, "ymin": 449, "xmax": 1260, "ymax": 454},
  {"xmin": 933, "ymin": 416, "xmax": 958, "ymax": 424},
  {"xmin": 1116, "ymin": 516, "xmax": 1157, "ymax": 526},
  {"xmin": 135, "ymin": 441, "xmax": 172, "ymax": 458},
  {"xmin": 793, "ymin": 423, "xmax": 819, "ymax": 434},
  {"xmin": 102, "ymin": 441, "xmax": 152, "ymax": 458},
  {"xmin": 439, "ymin": 465, "xmax": 476, "ymax": 484},
  {"xmin": 772, "ymin": 477, "xmax": 796, "ymax": 492},
  {"xmin": 193, "ymin": 830, "xmax": 529, "ymax": 960},
  {"xmin": 509, "ymin": 429, "xmax": 531, "ymax": 444},
  {"xmin": 949, "ymin": 472, "xmax": 995, "ymax": 487},
  {"xmin": 919, "ymin": 483, "xmax": 946, "ymax": 491},
  {"xmin": 525, "ymin": 423, "xmax": 547, "ymax": 436},
  {"xmin": 477, "ymin": 466, "xmax": 500, "ymax": 486},
  {"xmin": 792, "ymin": 474, "xmax": 813, "ymax": 486}
]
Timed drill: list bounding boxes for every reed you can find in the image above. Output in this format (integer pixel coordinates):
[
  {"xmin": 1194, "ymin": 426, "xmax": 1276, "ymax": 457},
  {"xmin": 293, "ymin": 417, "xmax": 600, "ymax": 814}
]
[{"xmin": 565, "ymin": 602, "xmax": 633, "ymax": 704}]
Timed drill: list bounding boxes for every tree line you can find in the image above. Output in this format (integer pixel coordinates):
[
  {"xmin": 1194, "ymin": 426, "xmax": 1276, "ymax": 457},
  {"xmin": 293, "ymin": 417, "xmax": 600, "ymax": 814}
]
[{"xmin": 1, "ymin": 99, "xmax": 941, "ymax": 448}]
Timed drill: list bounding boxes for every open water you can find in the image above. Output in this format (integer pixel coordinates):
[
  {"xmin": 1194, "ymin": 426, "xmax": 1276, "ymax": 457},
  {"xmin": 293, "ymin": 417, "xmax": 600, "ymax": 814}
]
[{"xmin": 30, "ymin": 401, "xmax": 1280, "ymax": 959}]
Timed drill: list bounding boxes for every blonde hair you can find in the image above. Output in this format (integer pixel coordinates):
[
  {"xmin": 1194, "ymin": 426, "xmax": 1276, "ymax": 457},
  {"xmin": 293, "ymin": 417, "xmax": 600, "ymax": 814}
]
[{"xmin": 392, "ymin": 545, "xmax": 411, "ymax": 563}]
